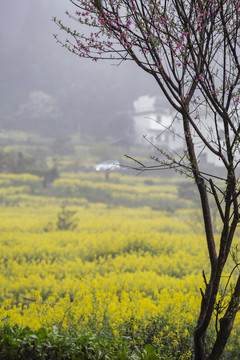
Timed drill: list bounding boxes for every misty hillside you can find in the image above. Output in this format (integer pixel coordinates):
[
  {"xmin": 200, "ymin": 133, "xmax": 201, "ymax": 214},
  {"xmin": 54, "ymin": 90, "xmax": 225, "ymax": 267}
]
[{"xmin": 0, "ymin": 0, "xmax": 159, "ymax": 141}]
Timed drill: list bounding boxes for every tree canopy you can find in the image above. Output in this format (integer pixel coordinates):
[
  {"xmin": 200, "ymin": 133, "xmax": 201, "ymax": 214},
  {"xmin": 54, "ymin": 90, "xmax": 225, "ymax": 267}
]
[{"xmin": 54, "ymin": 1, "xmax": 240, "ymax": 359}]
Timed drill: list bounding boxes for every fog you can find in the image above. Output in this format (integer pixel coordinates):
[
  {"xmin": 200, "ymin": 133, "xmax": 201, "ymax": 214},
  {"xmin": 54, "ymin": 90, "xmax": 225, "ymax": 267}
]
[{"xmin": 0, "ymin": 0, "xmax": 159, "ymax": 141}]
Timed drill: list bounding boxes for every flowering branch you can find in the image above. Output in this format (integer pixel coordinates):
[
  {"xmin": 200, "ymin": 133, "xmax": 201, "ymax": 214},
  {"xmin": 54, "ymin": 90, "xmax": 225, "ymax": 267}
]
[{"xmin": 54, "ymin": 1, "xmax": 240, "ymax": 359}]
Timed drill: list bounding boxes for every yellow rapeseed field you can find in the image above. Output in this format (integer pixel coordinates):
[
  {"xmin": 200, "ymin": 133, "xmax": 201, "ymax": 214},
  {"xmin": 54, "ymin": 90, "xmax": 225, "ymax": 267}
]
[{"xmin": 0, "ymin": 172, "xmax": 239, "ymax": 352}]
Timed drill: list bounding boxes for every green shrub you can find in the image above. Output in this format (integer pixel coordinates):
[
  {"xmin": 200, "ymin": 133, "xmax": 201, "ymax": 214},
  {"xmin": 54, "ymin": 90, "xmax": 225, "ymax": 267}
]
[
  {"xmin": 0, "ymin": 322, "xmax": 132, "ymax": 360},
  {"xmin": 56, "ymin": 205, "xmax": 78, "ymax": 231}
]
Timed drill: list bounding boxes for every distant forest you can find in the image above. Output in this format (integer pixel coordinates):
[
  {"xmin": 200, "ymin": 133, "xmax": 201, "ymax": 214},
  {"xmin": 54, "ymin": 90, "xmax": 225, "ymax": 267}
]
[{"xmin": 0, "ymin": 1, "xmax": 158, "ymax": 142}]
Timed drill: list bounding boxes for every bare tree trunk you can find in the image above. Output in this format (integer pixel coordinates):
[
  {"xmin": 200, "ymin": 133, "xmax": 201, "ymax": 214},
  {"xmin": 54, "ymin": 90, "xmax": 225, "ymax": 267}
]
[
  {"xmin": 193, "ymin": 166, "xmax": 239, "ymax": 359},
  {"xmin": 57, "ymin": 1, "xmax": 240, "ymax": 358}
]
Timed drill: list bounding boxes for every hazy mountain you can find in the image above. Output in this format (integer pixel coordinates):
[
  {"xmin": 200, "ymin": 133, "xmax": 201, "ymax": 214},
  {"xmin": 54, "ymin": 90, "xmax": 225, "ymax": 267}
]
[{"xmin": 0, "ymin": 1, "xmax": 158, "ymax": 141}]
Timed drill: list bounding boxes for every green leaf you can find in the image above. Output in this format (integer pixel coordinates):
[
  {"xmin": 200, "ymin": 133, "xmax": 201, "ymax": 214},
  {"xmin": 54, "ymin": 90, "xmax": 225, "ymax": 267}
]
[{"xmin": 145, "ymin": 344, "xmax": 156, "ymax": 355}]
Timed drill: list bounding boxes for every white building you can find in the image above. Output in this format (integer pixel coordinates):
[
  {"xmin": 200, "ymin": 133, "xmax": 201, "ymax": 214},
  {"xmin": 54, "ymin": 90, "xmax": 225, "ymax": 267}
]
[
  {"xmin": 132, "ymin": 94, "xmax": 224, "ymax": 168},
  {"xmin": 133, "ymin": 94, "xmax": 183, "ymax": 150}
]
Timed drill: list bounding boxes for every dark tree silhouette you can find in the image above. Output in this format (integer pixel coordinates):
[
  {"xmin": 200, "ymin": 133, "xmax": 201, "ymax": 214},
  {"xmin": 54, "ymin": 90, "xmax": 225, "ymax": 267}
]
[{"xmin": 54, "ymin": 1, "xmax": 240, "ymax": 358}]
